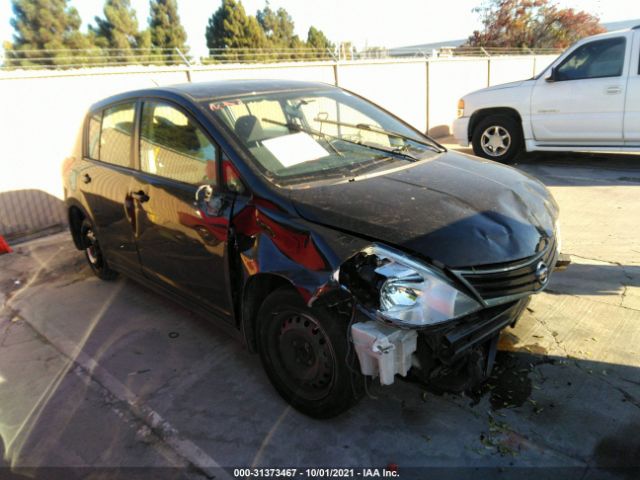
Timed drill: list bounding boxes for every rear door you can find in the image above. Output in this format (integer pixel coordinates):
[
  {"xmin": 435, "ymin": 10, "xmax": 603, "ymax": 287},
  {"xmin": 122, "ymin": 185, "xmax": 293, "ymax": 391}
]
[
  {"xmin": 530, "ymin": 35, "xmax": 629, "ymax": 145},
  {"xmin": 130, "ymin": 99, "xmax": 234, "ymax": 320},
  {"xmin": 624, "ymin": 30, "xmax": 640, "ymax": 145},
  {"xmin": 81, "ymin": 101, "xmax": 140, "ymax": 275}
]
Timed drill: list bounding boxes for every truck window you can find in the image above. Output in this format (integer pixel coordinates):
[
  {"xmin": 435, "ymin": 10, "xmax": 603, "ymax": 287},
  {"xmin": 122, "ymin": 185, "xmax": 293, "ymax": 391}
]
[{"xmin": 556, "ymin": 37, "xmax": 626, "ymax": 81}]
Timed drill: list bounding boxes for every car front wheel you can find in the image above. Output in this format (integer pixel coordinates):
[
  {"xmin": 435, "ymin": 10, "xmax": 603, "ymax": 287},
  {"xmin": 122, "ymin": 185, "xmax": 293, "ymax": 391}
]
[
  {"xmin": 257, "ymin": 287, "xmax": 363, "ymax": 418},
  {"xmin": 472, "ymin": 114, "xmax": 523, "ymax": 163}
]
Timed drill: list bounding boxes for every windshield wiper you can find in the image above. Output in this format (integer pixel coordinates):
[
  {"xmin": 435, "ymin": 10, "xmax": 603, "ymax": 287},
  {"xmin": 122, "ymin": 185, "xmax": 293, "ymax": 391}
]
[
  {"xmin": 312, "ymin": 117, "xmax": 446, "ymax": 153},
  {"xmin": 261, "ymin": 117, "xmax": 419, "ymax": 162}
]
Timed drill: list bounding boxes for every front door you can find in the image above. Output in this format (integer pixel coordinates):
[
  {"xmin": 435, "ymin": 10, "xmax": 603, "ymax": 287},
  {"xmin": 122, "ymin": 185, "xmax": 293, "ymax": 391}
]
[
  {"xmin": 130, "ymin": 100, "xmax": 234, "ymax": 320},
  {"xmin": 530, "ymin": 36, "xmax": 628, "ymax": 145}
]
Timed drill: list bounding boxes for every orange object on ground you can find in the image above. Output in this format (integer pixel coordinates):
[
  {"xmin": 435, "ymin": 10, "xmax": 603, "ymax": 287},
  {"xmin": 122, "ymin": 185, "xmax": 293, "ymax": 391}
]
[{"xmin": 0, "ymin": 235, "xmax": 12, "ymax": 254}]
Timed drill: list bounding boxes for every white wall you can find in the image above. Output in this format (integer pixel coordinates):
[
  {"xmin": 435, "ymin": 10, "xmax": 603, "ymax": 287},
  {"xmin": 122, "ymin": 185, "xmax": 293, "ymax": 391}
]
[{"xmin": 0, "ymin": 55, "xmax": 557, "ymax": 237}]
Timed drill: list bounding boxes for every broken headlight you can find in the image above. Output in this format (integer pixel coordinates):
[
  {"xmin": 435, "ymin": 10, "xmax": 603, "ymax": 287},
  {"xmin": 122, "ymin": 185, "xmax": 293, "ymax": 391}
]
[{"xmin": 340, "ymin": 245, "xmax": 482, "ymax": 328}]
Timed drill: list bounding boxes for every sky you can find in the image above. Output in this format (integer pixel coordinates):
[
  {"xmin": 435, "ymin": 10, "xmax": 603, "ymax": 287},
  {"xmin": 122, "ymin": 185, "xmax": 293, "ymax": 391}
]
[{"xmin": 1, "ymin": 0, "xmax": 639, "ymax": 57}]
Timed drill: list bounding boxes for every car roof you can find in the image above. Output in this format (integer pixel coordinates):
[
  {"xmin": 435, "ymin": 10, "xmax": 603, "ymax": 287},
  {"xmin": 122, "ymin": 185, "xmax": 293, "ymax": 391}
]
[
  {"xmin": 91, "ymin": 79, "xmax": 337, "ymax": 111},
  {"xmin": 165, "ymin": 79, "xmax": 336, "ymax": 101}
]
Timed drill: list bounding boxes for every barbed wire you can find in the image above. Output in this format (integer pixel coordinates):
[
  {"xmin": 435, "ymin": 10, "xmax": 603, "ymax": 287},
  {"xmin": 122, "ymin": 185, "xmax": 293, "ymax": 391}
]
[{"xmin": 0, "ymin": 46, "xmax": 563, "ymax": 71}]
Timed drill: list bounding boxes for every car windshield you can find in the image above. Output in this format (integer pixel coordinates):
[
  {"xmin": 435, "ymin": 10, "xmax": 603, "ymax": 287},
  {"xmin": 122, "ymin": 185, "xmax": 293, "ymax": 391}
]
[{"xmin": 203, "ymin": 88, "xmax": 442, "ymax": 185}]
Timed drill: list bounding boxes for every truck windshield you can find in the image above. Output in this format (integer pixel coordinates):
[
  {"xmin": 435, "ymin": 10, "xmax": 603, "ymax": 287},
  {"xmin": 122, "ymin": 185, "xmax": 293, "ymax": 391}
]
[{"xmin": 203, "ymin": 88, "xmax": 442, "ymax": 185}]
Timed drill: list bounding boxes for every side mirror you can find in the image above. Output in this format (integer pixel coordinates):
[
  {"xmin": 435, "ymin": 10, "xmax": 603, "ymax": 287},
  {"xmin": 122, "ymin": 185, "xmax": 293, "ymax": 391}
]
[
  {"xmin": 545, "ymin": 67, "xmax": 557, "ymax": 83},
  {"xmin": 195, "ymin": 184, "xmax": 229, "ymax": 217}
]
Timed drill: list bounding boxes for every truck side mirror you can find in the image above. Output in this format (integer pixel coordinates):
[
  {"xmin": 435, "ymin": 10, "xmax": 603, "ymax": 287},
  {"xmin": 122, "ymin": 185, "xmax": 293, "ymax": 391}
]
[{"xmin": 545, "ymin": 67, "xmax": 557, "ymax": 83}]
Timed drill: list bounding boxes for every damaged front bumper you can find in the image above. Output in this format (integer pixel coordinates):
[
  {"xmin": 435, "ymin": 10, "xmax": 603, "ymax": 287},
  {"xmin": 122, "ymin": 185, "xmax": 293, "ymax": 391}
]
[
  {"xmin": 351, "ymin": 297, "xmax": 530, "ymax": 388},
  {"xmin": 329, "ymin": 238, "xmax": 566, "ymax": 390}
]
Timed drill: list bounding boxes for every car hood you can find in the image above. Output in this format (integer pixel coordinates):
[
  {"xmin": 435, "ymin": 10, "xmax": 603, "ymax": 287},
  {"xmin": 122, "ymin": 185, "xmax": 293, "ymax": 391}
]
[{"xmin": 288, "ymin": 152, "xmax": 557, "ymax": 268}]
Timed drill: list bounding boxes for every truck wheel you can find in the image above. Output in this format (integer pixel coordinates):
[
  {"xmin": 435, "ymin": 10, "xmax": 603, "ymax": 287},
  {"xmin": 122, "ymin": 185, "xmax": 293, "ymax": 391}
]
[
  {"xmin": 257, "ymin": 287, "xmax": 363, "ymax": 418},
  {"xmin": 472, "ymin": 115, "xmax": 523, "ymax": 163},
  {"xmin": 80, "ymin": 219, "xmax": 118, "ymax": 281}
]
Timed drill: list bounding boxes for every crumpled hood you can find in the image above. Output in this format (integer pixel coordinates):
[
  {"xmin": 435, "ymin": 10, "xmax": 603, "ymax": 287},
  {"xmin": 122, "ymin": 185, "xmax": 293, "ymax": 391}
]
[{"xmin": 289, "ymin": 152, "xmax": 557, "ymax": 268}]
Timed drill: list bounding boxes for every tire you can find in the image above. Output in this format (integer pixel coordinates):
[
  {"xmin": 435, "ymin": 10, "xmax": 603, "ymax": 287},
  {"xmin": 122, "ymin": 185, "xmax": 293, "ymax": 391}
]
[
  {"xmin": 257, "ymin": 287, "xmax": 364, "ymax": 418},
  {"xmin": 80, "ymin": 219, "xmax": 118, "ymax": 281},
  {"xmin": 472, "ymin": 114, "xmax": 523, "ymax": 163}
]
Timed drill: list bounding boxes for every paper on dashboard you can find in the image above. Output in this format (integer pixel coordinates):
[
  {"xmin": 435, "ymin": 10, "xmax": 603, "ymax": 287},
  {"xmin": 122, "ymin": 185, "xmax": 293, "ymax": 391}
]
[{"xmin": 262, "ymin": 132, "xmax": 330, "ymax": 167}]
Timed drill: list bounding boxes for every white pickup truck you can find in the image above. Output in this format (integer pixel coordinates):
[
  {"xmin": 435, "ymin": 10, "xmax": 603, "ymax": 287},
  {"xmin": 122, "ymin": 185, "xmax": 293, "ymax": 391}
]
[{"xmin": 453, "ymin": 26, "xmax": 640, "ymax": 162}]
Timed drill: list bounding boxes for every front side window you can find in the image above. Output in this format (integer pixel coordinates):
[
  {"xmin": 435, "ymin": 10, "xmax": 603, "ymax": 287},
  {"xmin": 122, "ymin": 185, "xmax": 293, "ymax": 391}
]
[
  {"xmin": 556, "ymin": 37, "xmax": 626, "ymax": 81},
  {"xmin": 205, "ymin": 88, "xmax": 440, "ymax": 186},
  {"xmin": 100, "ymin": 103, "xmax": 135, "ymax": 167},
  {"xmin": 140, "ymin": 102, "xmax": 218, "ymax": 185}
]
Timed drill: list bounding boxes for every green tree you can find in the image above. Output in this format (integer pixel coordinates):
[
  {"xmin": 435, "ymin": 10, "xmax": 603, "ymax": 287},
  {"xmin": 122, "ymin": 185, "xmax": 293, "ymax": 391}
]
[
  {"xmin": 466, "ymin": 0, "xmax": 605, "ymax": 49},
  {"xmin": 149, "ymin": 0, "xmax": 188, "ymax": 64},
  {"xmin": 205, "ymin": 0, "xmax": 267, "ymax": 62},
  {"xmin": 90, "ymin": 0, "xmax": 150, "ymax": 63},
  {"xmin": 306, "ymin": 26, "xmax": 334, "ymax": 60},
  {"xmin": 6, "ymin": 0, "xmax": 93, "ymax": 67},
  {"xmin": 256, "ymin": 2, "xmax": 303, "ymax": 59}
]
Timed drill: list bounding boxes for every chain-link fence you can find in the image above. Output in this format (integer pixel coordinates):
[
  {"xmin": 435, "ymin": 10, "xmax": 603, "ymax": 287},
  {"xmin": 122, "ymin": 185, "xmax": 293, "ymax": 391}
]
[{"xmin": 1, "ymin": 46, "xmax": 563, "ymax": 70}]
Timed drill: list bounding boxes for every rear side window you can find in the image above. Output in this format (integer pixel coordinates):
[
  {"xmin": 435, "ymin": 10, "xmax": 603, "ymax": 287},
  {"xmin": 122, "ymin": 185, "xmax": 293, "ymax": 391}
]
[
  {"xmin": 100, "ymin": 103, "xmax": 136, "ymax": 167},
  {"xmin": 556, "ymin": 37, "xmax": 626, "ymax": 81},
  {"xmin": 87, "ymin": 112, "xmax": 101, "ymax": 160},
  {"xmin": 140, "ymin": 101, "xmax": 218, "ymax": 185}
]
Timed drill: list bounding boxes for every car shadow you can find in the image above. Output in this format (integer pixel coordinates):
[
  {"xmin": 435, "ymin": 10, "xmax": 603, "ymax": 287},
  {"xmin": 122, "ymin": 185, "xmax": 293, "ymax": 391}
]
[
  {"xmin": 549, "ymin": 262, "xmax": 640, "ymax": 298},
  {"xmin": 513, "ymin": 151, "xmax": 640, "ymax": 187}
]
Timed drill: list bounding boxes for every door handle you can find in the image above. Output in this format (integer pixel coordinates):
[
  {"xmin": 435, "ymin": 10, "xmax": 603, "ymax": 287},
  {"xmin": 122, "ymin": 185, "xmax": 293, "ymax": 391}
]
[
  {"xmin": 131, "ymin": 190, "xmax": 150, "ymax": 203},
  {"xmin": 82, "ymin": 173, "xmax": 91, "ymax": 184},
  {"xmin": 606, "ymin": 86, "xmax": 622, "ymax": 95}
]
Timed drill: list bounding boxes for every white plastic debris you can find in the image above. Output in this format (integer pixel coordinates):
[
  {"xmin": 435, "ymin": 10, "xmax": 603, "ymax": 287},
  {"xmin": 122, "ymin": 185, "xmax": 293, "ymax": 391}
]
[{"xmin": 351, "ymin": 321, "xmax": 418, "ymax": 385}]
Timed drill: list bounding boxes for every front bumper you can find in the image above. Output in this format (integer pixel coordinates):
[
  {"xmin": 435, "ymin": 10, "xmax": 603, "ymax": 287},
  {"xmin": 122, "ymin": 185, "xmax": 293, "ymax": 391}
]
[
  {"xmin": 452, "ymin": 116, "xmax": 470, "ymax": 147},
  {"xmin": 351, "ymin": 297, "xmax": 529, "ymax": 386}
]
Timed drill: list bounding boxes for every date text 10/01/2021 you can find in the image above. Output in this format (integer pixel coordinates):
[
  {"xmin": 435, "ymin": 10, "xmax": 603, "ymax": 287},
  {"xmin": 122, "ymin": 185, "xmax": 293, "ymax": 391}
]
[{"xmin": 232, "ymin": 468, "xmax": 400, "ymax": 478}]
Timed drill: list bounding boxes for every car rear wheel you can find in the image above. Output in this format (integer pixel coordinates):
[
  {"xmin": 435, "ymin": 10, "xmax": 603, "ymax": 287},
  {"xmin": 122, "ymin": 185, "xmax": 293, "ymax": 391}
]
[
  {"xmin": 472, "ymin": 115, "xmax": 523, "ymax": 163},
  {"xmin": 257, "ymin": 288, "xmax": 363, "ymax": 418},
  {"xmin": 81, "ymin": 219, "xmax": 118, "ymax": 281}
]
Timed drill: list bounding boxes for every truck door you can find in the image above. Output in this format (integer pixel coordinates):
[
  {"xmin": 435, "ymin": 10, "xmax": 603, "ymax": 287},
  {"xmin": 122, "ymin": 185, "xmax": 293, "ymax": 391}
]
[
  {"xmin": 624, "ymin": 30, "xmax": 640, "ymax": 145},
  {"xmin": 531, "ymin": 35, "xmax": 629, "ymax": 145}
]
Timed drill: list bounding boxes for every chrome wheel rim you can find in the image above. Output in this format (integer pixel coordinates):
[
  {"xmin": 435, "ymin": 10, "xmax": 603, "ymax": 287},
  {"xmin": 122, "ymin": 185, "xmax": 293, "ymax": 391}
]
[
  {"xmin": 481, "ymin": 126, "xmax": 511, "ymax": 157},
  {"xmin": 85, "ymin": 229, "xmax": 100, "ymax": 265}
]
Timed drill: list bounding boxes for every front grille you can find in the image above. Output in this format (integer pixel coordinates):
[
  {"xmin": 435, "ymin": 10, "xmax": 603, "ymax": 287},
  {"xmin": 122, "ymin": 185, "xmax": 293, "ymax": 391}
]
[{"xmin": 452, "ymin": 237, "xmax": 557, "ymax": 305}]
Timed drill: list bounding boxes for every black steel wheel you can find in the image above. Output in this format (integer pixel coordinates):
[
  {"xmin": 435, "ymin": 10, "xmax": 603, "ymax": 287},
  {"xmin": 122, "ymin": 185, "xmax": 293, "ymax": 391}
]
[
  {"xmin": 80, "ymin": 219, "xmax": 117, "ymax": 281},
  {"xmin": 257, "ymin": 288, "xmax": 363, "ymax": 418}
]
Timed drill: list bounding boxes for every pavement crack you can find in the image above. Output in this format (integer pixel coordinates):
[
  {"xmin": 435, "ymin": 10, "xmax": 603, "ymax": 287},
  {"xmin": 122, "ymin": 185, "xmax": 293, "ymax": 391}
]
[
  {"xmin": 545, "ymin": 290, "xmax": 640, "ymax": 313},
  {"xmin": 565, "ymin": 253, "xmax": 624, "ymax": 267},
  {"xmin": 531, "ymin": 311, "xmax": 568, "ymax": 356},
  {"xmin": 615, "ymin": 386, "xmax": 640, "ymax": 410},
  {"xmin": 619, "ymin": 284, "xmax": 628, "ymax": 307}
]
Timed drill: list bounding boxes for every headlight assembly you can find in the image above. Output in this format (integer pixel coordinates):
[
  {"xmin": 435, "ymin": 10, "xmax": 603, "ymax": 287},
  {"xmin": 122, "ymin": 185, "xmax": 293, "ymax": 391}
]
[{"xmin": 340, "ymin": 245, "xmax": 482, "ymax": 328}]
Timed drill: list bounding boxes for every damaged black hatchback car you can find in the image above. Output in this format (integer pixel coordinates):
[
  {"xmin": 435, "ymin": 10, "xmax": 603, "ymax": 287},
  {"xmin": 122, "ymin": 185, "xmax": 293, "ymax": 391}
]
[{"xmin": 63, "ymin": 80, "xmax": 562, "ymax": 418}]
